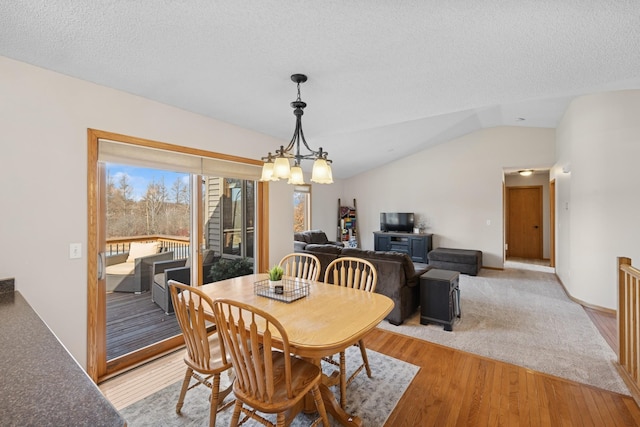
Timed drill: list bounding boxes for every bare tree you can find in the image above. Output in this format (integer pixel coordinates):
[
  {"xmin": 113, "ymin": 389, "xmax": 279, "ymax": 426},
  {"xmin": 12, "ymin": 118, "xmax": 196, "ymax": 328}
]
[
  {"xmin": 142, "ymin": 178, "xmax": 167, "ymax": 234},
  {"xmin": 171, "ymin": 177, "xmax": 188, "ymax": 204},
  {"xmin": 105, "ymin": 167, "xmax": 191, "ymax": 239}
]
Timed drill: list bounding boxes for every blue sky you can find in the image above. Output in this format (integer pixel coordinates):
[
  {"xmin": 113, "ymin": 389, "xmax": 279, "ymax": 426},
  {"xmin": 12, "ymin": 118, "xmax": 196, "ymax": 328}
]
[{"xmin": 106, "ymin": 163, "xmax": 189, "ymax": 201}]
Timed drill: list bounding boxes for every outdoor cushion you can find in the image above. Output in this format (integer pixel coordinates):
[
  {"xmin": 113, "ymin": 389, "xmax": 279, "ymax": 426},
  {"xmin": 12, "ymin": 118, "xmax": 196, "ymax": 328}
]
[
  {"xmin": 106, "ymin": 262, "xmax": 135, "ymax": 275},
  {"xmin": 183, "ymin": 249, "xmax": 216, "ymax": 268},
  {"xmin": 153, "ymin": 273, "xmax": 166, "ymax": 288},
  {"xmin": 126, "ymin": 242, "xmax": 160, "ymax": 262}
]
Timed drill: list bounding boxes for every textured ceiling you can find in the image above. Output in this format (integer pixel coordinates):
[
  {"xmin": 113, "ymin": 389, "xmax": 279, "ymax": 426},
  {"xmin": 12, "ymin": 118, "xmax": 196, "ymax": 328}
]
[{"xmin": 2, "ymin": 1, "xmax": 640, "ymax": 178}]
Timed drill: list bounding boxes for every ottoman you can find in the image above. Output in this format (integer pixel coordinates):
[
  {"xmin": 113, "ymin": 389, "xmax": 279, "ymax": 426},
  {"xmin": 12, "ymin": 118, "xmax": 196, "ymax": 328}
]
[{"xmin": 427, "ymin": 248, "xmax": 482, "ymax": 276}]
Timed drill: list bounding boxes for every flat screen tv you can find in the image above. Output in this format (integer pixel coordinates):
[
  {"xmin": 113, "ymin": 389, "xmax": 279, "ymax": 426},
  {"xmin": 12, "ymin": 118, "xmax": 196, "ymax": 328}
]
[{"xmin": 380, "ymin": 212, "xmax": 414, "ymax": 233}]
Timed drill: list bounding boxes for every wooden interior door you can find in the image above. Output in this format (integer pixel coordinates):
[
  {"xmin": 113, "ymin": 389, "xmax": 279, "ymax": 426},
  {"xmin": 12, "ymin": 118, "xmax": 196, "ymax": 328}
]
[{"xmin": 507, "ymin": 186, "xmax": 543, "ymax": 259}]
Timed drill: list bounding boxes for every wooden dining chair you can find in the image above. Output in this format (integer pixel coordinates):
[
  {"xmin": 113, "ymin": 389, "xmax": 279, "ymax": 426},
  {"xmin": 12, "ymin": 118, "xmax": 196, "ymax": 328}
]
[
  {"xmin": 323, "ymin": 257, "xmax": 378, "ymax": 408},
  {"xmin": 212, "ymin": 298, "xmax": 330, "ymax": 427},
  {"xmin": 168, "ymin": 280, "xmax": 234, "ymax": 427},
  {"xmin": 278, "ymin": 252, "xmax": 321, "ymax": 281}
]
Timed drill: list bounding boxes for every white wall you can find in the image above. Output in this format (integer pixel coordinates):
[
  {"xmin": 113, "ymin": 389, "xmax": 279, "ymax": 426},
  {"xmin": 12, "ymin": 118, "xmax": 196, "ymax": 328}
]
[
  {"xmin": 342, "ymin": 127, "xmax": 556, "ymax": 269},
  {"xmin": 266, "ymin": 174, "xmax": 344, "ymax": 267},
  {"xmin": 0, "ymin": 56, "xmax": 291, "ymax": 368},
  {"xmin": 310, "ymin": 180, "xmax": 345, "ymax": 242},
  {"xmin": 504, "ymin": 172, "xmax": 551, "ymax": 259},
  {"xmin": 555, "ymin": 90, "xmax": 640, "ymax": 309}
]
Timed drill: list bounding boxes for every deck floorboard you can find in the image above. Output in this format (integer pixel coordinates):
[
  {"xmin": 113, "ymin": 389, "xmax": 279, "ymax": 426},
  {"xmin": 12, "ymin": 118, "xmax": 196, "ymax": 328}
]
[{"xmin": 106, "ymin": 292, "xmax": 181, "ymax": 360}]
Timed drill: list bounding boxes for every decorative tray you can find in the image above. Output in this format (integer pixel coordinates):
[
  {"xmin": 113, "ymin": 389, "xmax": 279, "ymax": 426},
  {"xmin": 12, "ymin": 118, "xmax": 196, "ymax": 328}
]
[{"xmin": 254, "ymin": 278, "xmax": 310, "ymax": 303}]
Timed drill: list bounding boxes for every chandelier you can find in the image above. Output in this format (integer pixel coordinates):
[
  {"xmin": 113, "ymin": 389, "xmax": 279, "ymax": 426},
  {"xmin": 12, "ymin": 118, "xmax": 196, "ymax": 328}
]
[{"xmin": 260, "ymin": 74, "xmax": 333, "ymax": 185}]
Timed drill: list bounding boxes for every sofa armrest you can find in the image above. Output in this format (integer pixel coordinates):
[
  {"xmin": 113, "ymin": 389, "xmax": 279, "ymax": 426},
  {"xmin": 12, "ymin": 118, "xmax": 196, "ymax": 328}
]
[
  {"xmin": 294, "ymin": 241, "xmax": 307, "ymax": 252},
  {"xmin": 409, "ymin": 263, "xmax": 431, "ymax": 284},
  {"xmin": 165, "ymin": 266, "xmax": 191, "ymax": 285},
  {"xmin": 165, "ymin": 261, "xmax": 218, "ymax": 286}
]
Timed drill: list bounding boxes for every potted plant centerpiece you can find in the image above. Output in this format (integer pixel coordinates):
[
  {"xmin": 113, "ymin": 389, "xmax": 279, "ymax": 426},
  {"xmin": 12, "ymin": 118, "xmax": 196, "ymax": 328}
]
[{"xmin": 268, "ymin": 265, "xmax": 284, "ymax": 294}]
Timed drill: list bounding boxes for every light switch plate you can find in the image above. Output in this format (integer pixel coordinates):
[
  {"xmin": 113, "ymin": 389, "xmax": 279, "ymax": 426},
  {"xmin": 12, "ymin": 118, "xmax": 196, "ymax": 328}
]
[{"xmin": 69, "ymin": 243, "xmax": 82, "ymax": 259}]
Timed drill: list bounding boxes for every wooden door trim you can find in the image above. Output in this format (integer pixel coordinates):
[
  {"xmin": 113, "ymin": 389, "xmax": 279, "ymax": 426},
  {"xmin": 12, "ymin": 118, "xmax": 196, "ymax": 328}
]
[
  {"xmin": 86, "ymin": 128, "xmax": 268, "ymax": 383},
  {"xmin": 87, "ymin": 129, "xmax": 100, "ymax": 382},
  {"xmin": 550, "ymin": 179, "xmax": 556, "ymax": 268}
]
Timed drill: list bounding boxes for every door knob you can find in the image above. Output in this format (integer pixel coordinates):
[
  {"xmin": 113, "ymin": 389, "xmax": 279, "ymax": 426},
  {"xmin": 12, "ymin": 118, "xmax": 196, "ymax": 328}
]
[{"xmin": 533, "ymin": 225, "xmax": 539, "ymax": 229}]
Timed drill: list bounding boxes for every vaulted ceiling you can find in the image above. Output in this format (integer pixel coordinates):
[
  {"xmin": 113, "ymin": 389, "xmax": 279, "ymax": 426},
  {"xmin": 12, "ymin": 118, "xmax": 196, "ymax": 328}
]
[{"xmin": 2, "ymin": 1, "xmax": 639, "ymax": 178}]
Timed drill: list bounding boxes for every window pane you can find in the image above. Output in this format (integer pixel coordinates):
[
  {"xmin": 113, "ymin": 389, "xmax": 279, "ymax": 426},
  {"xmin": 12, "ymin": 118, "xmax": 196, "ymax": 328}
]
[
  {"xmin": 223, "ymin": 178, "xmax": 243, "ymax": 256},
  {"xmin": 245, "ymin": 180, "xmax": 255, "ymax": 258},
  {"xmin": 293, "ymin": 186, "xmax": 311, "ymax": 232}
]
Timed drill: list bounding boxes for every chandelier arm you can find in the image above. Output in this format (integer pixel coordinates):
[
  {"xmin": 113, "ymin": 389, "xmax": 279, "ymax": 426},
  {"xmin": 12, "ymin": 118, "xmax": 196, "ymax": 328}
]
[{"xmin": 296, "ymin": 126, "xmax": 323, "ymax": 158}]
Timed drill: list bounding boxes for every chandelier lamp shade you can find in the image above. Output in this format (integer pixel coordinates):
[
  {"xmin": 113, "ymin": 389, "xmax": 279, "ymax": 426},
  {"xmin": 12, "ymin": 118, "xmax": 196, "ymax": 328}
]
[{"xmin": 260, "ymin": 74, "xmax": 333, "ymax": 184}]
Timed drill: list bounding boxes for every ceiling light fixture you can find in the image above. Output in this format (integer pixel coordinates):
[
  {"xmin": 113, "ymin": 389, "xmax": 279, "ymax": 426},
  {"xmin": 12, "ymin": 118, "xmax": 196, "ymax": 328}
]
[
  {"xmin": 518, "ymin": 169, "xmax": 534, "ymax": 176},
  {"xmin": 260, "ymin": 74, "xmax": 333, "ymax": 185}
]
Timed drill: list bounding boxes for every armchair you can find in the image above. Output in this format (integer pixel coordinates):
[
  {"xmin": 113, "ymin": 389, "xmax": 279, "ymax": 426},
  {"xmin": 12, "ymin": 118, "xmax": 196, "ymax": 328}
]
[
  {"xmin": 151, "ymin": 249, "xmax": 219, "ymax": 314},
  {"xmin": 293, "ymin": 229, "xmax": 343, "ymax": 252},
  {"xmin": 105, "ymin": 242, "xmax": 174, "ymax": 293}
]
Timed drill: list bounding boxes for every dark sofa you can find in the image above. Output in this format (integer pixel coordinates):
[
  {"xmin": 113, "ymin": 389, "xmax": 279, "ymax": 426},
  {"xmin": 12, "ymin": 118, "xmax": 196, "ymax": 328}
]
[
  {"xmin": 297, "ymin": 243, "xmax": 430, "ymax": 325},
  {"xmin": 294, "ymin": 230, "xmax": 343, "ymax": 252}
]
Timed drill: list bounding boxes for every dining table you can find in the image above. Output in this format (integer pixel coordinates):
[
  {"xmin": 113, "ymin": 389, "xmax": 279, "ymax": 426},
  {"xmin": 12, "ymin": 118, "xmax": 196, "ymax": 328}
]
[{"xmin": 197, "ymin": 273, "xmax": 394, "ymax": 427}]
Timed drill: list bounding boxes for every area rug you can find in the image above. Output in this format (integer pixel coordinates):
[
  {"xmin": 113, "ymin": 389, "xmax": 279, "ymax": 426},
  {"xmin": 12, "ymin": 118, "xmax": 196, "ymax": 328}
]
[
  {"xmin": 378, "ymin": 265, "xmax": 630, "ymax": 395},
  {"xmin": 120, "ymin": 346, "xmax": 419, "ymax": 426}
]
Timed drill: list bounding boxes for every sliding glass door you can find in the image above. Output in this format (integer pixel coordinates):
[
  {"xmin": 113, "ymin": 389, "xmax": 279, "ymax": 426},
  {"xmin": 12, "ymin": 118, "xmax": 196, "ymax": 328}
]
[
  {"xmin": 103, "ymin": 164, "xmax": 190, "ymax": 361},
  {"xmin": 87, "ymin": 129, "xmax": 268, "ymax": 382}
]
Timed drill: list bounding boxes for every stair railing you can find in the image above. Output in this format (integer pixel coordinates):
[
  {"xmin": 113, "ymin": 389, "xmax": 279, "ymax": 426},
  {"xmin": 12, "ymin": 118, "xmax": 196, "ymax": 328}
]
[{"xmin": 618, "ymin": 256, "xmax": 640, "ymax": 403}]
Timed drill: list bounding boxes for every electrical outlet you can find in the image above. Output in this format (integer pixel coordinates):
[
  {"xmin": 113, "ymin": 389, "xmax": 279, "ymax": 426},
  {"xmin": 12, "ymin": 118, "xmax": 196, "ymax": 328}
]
[{"xmin": 69, "ymin": 243, "xmax": 82, "ymax": 259}]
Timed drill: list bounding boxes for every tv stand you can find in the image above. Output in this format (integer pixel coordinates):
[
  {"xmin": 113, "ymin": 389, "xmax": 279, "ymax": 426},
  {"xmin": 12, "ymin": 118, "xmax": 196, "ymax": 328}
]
[{"xmin": 373, "ymin": 231, "xmax": 433, "ymax": 263}]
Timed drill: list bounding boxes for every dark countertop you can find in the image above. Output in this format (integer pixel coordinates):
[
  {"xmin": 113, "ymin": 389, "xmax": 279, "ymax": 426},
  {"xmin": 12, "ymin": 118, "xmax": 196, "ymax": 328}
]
[{"xmin": 0, "ymin": 291, "xmax": 126, "ymax": 427}]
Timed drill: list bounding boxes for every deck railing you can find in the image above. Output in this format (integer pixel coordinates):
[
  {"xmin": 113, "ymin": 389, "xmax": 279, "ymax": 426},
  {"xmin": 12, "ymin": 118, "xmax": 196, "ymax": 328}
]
[
  {"xmin": 106, "ymin": 235, "xmax": 190, "ymax": 259},
  {"xmin": 618, "ymin": 256, "xmax": 640, "ymax": 403}
]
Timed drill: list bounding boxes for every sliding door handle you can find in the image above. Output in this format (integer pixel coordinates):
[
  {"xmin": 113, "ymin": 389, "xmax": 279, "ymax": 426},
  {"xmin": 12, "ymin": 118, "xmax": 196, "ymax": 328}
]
[{"xmin": 97, "ymin": 252, "xmax": 106, "ymax": 280}]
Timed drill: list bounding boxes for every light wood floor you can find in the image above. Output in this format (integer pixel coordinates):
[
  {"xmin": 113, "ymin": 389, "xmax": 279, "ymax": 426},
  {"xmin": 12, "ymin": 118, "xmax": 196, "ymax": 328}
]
[
  {"xmin": 369, "ymin": 324, "xmax": 640, "ymax": 426},
  {"xmin": 100, "ymin": 348, "xmax": 185, "ymax": 410},
  {"xmin": 100, "ymin": 308, "xmax": 640, "ymax": 426}
]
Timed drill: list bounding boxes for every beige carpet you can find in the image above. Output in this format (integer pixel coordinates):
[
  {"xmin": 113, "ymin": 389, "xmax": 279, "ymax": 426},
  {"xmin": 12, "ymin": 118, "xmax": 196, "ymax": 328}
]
[{"xmin": 378, "ymin": 262, "xmax": 630, "ymax": 395}]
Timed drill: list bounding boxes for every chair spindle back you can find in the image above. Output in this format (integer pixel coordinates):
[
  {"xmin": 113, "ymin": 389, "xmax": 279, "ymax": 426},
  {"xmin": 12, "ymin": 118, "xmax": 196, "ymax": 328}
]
[{"xmin": 324, "ymin": 257, "xmax": 378, "ymax": 292}]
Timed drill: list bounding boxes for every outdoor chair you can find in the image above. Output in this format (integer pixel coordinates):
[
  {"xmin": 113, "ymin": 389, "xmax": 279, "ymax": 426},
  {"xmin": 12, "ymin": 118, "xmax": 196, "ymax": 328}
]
[
  {"xmin": 278, "ymin": 252, "xmax": 321, "ymax": 281},
  {"xmin": 105, "ymin": 241, "xmax": 173, "ymax": 293},
  {"xmin": 212, "ymin": 298, "xmax": 330, "ymax": 427},
  {"xmin": 168, "ymin": 281, "xmax": 234, "ymax": 427},
  {"xmin": 323, "ymin": 256, "xmax": 378, "ymax": 408},
  {"xmin": 152, "ymin": 249, "xmax": 218, "ymax": 314}
]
